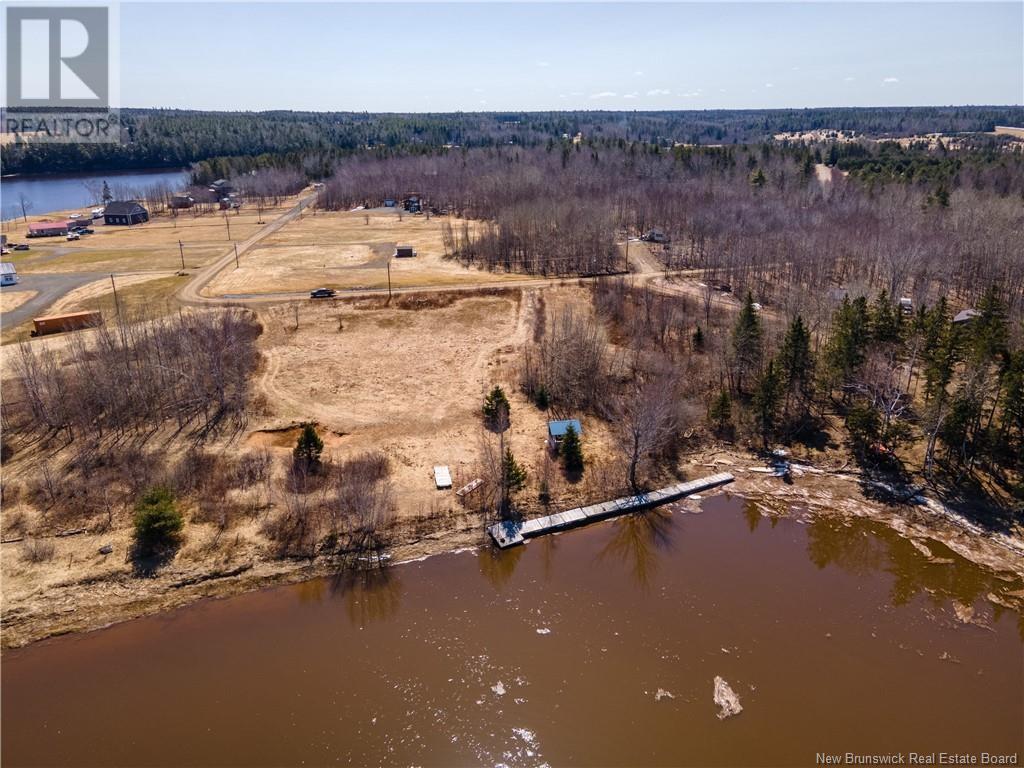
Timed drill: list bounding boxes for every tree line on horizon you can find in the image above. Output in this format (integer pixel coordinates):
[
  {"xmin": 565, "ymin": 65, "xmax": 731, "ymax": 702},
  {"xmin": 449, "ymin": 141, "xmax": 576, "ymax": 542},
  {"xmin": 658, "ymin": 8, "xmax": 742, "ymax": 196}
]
[{"xmin": 4, "ymin": 105, "xmax": 1023, "ymax": 176}]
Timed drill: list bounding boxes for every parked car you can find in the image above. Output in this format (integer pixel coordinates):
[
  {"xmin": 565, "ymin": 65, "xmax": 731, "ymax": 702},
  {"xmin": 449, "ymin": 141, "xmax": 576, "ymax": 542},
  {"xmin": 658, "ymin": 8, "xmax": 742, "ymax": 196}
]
[
  {"xmin": 310, "ymin": 288, "xmax": 337, "ymax": 299},
  {"xmin": 12, "ymin": 243, "xmax": 30, "ymax": 251},
  {"xmin": 72, "ymin": 227, "xmax": 95, "ymax": 235},
  {"xmin": 66, "ymin": 232, "xmax": 81, "ymax": 241}
]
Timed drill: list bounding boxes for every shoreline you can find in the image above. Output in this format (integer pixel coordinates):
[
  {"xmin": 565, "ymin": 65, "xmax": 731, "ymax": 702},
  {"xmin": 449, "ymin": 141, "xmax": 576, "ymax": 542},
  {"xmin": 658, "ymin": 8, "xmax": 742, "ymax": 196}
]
[{"xmin": 2, "ymin": 451, "xmax": 1022, "ymax": 651}]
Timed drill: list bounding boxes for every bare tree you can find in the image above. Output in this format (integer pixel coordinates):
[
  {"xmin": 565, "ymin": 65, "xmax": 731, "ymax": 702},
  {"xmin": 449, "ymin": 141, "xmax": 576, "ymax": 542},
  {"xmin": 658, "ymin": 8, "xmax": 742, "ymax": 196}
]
[{"xmin": 616, "ymin": 376, "xmax": 677, "ymax": 492}]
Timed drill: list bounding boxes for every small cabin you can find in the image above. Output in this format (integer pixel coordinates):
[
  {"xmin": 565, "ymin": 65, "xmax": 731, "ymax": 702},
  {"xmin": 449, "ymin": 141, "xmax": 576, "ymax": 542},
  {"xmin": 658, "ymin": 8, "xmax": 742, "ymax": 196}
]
[
  {"xmin": 1, "ymin": 262, "xmax": 18, "ymax": 286},
  {"xmin": 395, "ymin": 245, "xmax": 416, "ymax": 258},
  {"xmin": 547, "ymin": 419, "xmax": 583, "ymax": 450},
  {"xmin": 899, "ymin": 297, "xmax": 913, "ymax": 315}
]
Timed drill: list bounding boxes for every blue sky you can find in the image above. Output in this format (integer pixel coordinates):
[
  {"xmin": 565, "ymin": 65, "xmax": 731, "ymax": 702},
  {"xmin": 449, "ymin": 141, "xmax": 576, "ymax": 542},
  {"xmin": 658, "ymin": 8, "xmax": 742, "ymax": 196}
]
[{"xmin": 120, "ymin": 2, "xmax": 1023, "ymax": 111}]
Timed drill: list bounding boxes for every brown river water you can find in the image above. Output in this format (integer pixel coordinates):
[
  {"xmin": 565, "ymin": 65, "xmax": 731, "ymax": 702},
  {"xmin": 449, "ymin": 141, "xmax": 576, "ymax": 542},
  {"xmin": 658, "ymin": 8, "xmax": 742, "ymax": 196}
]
[{"xmin": 3, "ymin": 495, "xmax": 1022, "ymax": 767}]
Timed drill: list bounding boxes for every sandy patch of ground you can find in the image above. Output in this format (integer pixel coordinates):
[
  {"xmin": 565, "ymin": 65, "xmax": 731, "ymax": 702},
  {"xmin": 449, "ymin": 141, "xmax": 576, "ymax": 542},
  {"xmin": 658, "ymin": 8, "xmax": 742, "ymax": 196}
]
[
  {"xmin": 0, "ymin": 290, "xmax": 37, "ymax": 314},
  {"xmin": 208, "ymin": 210, "xmax": 519, "ymax": 295}
]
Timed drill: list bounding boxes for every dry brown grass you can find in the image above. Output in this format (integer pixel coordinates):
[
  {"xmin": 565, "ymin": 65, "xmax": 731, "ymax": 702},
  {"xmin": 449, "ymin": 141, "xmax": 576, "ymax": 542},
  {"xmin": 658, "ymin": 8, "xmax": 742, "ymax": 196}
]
[{"xmin": 207, "ymin": 209, "xmax": 518, "ymax": 295}]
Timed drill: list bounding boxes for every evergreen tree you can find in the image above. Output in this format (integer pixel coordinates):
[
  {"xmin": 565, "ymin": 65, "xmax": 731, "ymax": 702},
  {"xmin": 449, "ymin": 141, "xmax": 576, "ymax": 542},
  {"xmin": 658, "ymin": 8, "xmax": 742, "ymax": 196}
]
[
  {"xmin": 752, "ymin": 359, "xmax": 784, "ymax": 448},
  {"xmin": 560, "ymin": 424, "xmax": 584, "ymax": 475},
  {"xmin": 778, "ymin": 314, "xmax": 814, "ymax": 417},
  {"xmin": 293, "ymin": 423, "xmax": 324, "ymax": 471},
  {"xmin": 999, "ymin": 350, "xmax": 1024, "ymax": 456},
  {"xmin": 870, "ymin": 290, "xmax": 901, "ymax": 344},
  {"xmin": 692, "ymin": 324, "xmax": 705, "ymax": 352},
  {"xmin": 102, "ymin": 180, "xmax": 112, "ymax": 203},
  {"xmin": 483, "ymin": 385, "xmax": 511, "ymax": 431},
  {"xmin": 133, "ymin": 487, "xmax": 184, "ymax": 554},
  {"xmin": 709, "ymin": 388, "xmax": 733, "ymax": 434},
  {"xmin": 846, "ymin": 403, "xmax": 881, "ymax": 454},
  {"xmin": 501, "ymin": 448, "xmax": 528, "ymax": 520},
  {"xmin": 533, "ymin": 385, "xmax": 550, "ymax": 411},
  {"xmin": 731, "ymin": 292, "xmax": 763, "ymax": 395},
  {"xmin": 822, "ymin": 296, "xmax": 869, "ymax": 398},
  {"xmin": 969, "ymin": 285, "xmax": 1009, "ymax": 366},
  {"xmin": 750, "ymin": 168, "xmax": 767, "ymax": 188}
]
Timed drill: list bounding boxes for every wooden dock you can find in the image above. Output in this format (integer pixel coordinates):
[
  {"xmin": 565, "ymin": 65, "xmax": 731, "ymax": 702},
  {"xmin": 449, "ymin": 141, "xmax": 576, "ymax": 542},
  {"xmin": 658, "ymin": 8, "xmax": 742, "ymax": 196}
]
[{"xmin": 487, "ymin": 472, "xmax": 735, "ymax": 548}]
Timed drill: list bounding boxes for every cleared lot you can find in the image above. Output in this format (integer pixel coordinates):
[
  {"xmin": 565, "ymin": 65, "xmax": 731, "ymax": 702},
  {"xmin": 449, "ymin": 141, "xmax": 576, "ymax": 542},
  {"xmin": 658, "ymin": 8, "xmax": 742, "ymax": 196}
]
[{"xmin": 208, "ymin": 209, "xmax": 519, "ymax": 295}]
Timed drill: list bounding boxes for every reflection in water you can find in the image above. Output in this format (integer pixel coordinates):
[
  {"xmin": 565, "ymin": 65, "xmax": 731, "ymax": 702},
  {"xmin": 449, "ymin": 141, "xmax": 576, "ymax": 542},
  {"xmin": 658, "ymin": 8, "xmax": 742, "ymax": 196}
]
[
  {"xmin": 597, "ymin": 509, "xmax": 674, "ymax": 590},
  {"xmin": 743, "ymin": 503, "xmax": 762, "ymax": 532},
  {"xmin": 478, "ymin": 542, "xmax": 525, "ymax": 591},
  {"xmin": 326, "ymin": 565, "xmax": 404, "ymax": 628},
  {"xmin": 805, "ymin": 515, "xmax": 1024, "ymax": 622},
  {"xmin": 2, "ymin": 497, "xmax": 1022, "ymax": 768}
]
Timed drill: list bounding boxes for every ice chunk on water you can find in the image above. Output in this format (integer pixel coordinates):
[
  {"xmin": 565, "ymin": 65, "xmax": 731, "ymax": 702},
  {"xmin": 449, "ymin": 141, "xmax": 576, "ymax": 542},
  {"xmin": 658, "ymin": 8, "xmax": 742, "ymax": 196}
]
[{"xmin": 713, "ymin": 676, "xmax": 743, "ymax": 719}]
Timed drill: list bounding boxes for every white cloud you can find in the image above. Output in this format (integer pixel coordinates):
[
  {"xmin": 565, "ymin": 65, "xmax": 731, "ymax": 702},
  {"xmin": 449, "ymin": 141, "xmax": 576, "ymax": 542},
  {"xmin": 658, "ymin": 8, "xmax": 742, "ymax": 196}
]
[
  {"xmin": 765, "ymin": 83, "xmax": 774, "ymax": 88},
  {"xmin": 844, "ymin": 76, "xmax": 855, "ymax": 82},
  {"xmin": 536, "ymin": 61, "xmax": 550, "ymax": 68},
  {"xmin": 623, "ymin": 92, "xmax": 638, "ymax": 99},
  {"xmin": 647, "ymin": 88, "xmax": 671, "ymax": 96},
  {"xmin": 479, "ymin": 99, "xmax": 487, "ymax": 105},
  {"xmin": 681, "ymin": 90, "xmax": 702, "ymax": 98},
  {"xmin": 473, "ymin": 87, "xmax": 484, "ymax": 93},
  {"xmin": 589, "ymin": 91, "xmax": 617, "ymax": 99},
  {"xmin": 883, "ymin": 76, "xmax": 899, "ymax": 83},
  {"xmin": 634, "ymin": 70, "xmax": 644, "ymax": 76}
]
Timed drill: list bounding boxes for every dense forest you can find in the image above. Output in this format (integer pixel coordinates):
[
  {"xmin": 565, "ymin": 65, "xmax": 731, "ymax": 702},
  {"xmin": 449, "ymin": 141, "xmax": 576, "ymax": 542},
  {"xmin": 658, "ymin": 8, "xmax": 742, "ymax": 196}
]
[{"xmin": 3, "ymin": 105, "xmax": 1022, "ymax": 176}]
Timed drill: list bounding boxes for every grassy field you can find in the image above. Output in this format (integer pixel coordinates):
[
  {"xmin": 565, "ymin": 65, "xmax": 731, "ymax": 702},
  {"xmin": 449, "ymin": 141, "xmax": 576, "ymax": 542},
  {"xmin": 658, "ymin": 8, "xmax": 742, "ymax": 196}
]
[
  {"xmin": 207, "ymin": 209, "xmax": 518, "ymax": 295},
  {"xmin": 1, "ymin": 199, "xmax": 299, "ymax": 275}
]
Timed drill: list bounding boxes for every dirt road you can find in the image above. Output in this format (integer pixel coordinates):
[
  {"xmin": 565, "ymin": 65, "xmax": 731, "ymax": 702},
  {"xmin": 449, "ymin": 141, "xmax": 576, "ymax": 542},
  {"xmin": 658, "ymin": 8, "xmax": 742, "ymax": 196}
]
[{"xmin": 177, "ymin": 191, "xmax": 319, "ymax": 305}]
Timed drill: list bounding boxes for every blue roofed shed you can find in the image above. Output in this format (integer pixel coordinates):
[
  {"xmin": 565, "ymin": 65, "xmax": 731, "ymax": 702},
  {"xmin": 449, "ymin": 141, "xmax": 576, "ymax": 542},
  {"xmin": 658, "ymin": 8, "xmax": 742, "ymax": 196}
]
[{"xmin": 548, "ymin": 419, "xmax": 582, "ymax": 449}]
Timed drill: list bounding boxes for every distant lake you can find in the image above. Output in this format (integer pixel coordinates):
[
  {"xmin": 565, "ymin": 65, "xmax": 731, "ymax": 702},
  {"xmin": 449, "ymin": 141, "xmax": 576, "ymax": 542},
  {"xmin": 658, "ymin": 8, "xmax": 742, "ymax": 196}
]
[{"xmin": 0, "ymin": 168, "xmax": 190, "ymax": 219}]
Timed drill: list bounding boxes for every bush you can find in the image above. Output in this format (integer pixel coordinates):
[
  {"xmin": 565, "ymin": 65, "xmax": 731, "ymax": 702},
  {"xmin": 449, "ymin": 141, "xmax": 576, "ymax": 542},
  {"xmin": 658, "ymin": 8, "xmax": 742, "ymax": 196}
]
[{"xmin": 133, "ymin": 487, "xmax": 184, "ymax": 552}]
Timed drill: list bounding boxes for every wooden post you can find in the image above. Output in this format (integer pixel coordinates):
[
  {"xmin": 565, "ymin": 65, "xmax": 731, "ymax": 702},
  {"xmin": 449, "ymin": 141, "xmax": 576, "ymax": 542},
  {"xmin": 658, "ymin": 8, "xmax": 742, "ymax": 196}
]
[
  {"xmin": 387, "ymin": 256, "xmax": 392, "ymax": 300},
  {"xmin": 225, "ymin": 213, "xmax": 231, "ymax": 241},
  {"xmin": 234, "ymin": 242, "xmax": 239, "ymax": 269},
  {"xmin": 178, "ymin": 239, "xmax": 185, "ymax": 270}
]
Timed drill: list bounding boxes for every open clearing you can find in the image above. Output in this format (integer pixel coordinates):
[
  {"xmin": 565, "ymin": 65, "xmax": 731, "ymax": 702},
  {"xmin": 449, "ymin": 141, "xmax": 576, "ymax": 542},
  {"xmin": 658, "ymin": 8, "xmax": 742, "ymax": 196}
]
[
  {"xmin": 208, "ymin": 209, "xmax": 520, "ymax": 295},
  {"xmin": 253, "ymin": 288, "xmax": 615, "ymax": 515}
]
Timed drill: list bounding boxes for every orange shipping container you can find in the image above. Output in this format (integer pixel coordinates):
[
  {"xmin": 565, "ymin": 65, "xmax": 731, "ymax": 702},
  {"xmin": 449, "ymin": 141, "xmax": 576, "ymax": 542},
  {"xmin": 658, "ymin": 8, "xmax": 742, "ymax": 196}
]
[{"xmin": 31, "ymin": 311, "xmax": 103, "ymax": 337}]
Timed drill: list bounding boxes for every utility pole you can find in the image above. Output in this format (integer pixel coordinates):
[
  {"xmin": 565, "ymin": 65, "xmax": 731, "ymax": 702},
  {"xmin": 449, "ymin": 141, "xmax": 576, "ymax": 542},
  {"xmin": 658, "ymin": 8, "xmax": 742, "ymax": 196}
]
[
  {"xmin": 224, "ymin": 213, "xmax": 231, "ymax": 241},
  {"xmin": 110, "ymin": 273, "xmax": 121, "ymax": 318},
  {"xmin": 234, "ymin": 242, "xmax": 239, "ymax": 269},
  {"xmin": 178, "ymin": 240, "xmax": 185, "ymax": 270},
  {"xmin": 386, "ymin": 256, "xmax": 392, "ymax": 300}
]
